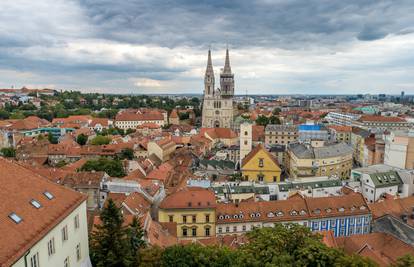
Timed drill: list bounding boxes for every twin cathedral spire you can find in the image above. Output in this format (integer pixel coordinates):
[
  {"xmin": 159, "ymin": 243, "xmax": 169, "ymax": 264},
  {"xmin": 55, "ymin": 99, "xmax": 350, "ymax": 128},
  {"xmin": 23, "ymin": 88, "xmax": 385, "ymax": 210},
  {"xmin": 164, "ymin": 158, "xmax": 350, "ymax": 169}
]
[
  {"xmin": 202, "ymin": 48, "xmax": 235, "ymax": 129},
  {"xmin": 204, "ymin": 48, "xmax": 234, "ymax": 98}
]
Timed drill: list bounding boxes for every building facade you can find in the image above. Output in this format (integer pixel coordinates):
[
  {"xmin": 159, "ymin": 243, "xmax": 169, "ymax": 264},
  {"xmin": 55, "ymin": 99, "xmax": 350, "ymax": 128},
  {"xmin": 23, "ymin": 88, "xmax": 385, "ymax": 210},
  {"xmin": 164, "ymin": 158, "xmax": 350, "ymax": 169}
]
[
  {"xmin": 265, "ymin": 124, "xmax": 298, "ymax": 146},
  {"xmin": 201, "ymin": 49, "xmax": 234, "ymax": 128}
]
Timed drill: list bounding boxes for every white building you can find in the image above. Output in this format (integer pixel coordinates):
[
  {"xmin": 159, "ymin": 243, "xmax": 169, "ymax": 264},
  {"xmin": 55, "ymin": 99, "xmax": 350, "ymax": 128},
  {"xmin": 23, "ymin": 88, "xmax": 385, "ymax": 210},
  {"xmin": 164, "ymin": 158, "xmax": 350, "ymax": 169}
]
[
  {"xmin": 325, "ymin": 112, "xmax": 361, "ymax": 126},
  {"xmin": 275, "ymin": 176, "xmax": 343, "ymax": 200},
  {"xmin": 0, "ymin": 158, "xmax": 91, "ymax": 267},
  {"xmin": 351, "ymin": 165, "xmax": 403, "ymax": 203},
  {"xmin": 384, "ymin": 130, "xmax": 414, "ymax": 169}
]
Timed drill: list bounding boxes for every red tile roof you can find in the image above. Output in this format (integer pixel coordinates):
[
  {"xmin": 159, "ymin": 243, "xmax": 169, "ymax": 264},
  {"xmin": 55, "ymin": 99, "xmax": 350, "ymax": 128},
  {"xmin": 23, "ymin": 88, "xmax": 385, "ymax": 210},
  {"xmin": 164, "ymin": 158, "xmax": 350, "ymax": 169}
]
[
  {"xmin": 0, "ymin": 158, "xmax": 86, "ymax": 266},
  {"xmin": 359, "ymin": 115, "xmax": 406, "ymax": 123},
  {"xmin": 334, "ymin": 232, "xmax": 414, "ymax": 266},
  {"xmin": 159, "ymin": 187, "xmax": 216, "ymax": 209}
]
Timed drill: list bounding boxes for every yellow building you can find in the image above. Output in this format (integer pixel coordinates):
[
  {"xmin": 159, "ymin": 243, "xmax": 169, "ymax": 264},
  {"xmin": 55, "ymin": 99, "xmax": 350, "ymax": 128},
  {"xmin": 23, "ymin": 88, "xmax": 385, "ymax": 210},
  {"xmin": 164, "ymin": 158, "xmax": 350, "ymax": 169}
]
[
  {"xmin": 287, "ymin": 141, "xmax": 353, "ymax": 179},
  {"xmin": 241, "ymin": 144, "xmax": 282, "ymax": 183},
  {"xmin": 351, "ymin": 127, "xmax": 370, "ymax": 166},
  {"xmin": 158, "ymin": 187, "xmax": 216, "ymax": 240}
]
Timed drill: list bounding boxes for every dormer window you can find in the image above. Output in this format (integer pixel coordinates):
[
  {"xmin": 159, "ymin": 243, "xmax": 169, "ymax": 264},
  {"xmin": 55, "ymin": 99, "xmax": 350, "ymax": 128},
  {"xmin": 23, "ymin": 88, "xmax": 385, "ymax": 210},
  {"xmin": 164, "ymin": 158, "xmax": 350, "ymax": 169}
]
[
  {"xmin": 30, "ymin": 199, "xmax": 42, "ymax": 209},
  {"xmin": 219, "ymin": 215, "xmax": 224, "ymax": 220},
  {"xmin": 325, "ymin": 208, "xmax": 332, "ymax": 213},
  {"xmin": 338, "ymin": 207, "xmax": 345, "ymax": 212},
  {"xmin": 300, "ymin": 210, "xmax": 307, "ymax": 216},
  {"xmin": 256, "ymin": 213, "xmax": 261, "ymax": 217},
  {"xmin": 314, "ymin": 209, "xmax": 321, "ymax": 214},
  {"xmin": 290, "ymin": 210, "xmax": 298, "ymax": 216},
  {"xmin": 360, "ymin": 206, "xmax": 366, "ymax": 210},
  {"xmin": 250, "ymin": 213, "xmax": 255, "ymax": 218},
  {"xmin": 267, "ymin": 212, "xmax": 274, "ymax": 218},
  {"xmin": 259, "ymin": 158, "xmax": 264, "ymax": 168},
  {"xmin": 276, "ymin": 211, "xmax": 284, "ymax": 217},
  {"xmin": 233, "ymin": 214, "xmax": 238, "ymax": 219}
]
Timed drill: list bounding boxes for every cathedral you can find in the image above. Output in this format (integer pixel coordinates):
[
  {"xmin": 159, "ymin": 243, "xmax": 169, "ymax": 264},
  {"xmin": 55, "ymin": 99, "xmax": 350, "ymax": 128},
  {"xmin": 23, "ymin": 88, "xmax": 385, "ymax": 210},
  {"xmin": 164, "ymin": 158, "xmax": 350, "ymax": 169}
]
[{"xmin": 201, "ymin": 49, "xmax": 234, "ymax": 128}]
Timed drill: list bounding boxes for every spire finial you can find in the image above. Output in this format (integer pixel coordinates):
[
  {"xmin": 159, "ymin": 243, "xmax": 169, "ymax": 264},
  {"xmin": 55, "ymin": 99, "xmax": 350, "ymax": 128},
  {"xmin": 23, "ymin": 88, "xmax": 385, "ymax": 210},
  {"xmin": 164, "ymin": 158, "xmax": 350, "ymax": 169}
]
[{"xmin": 223, "ymin": 45, "xmax": 231, "ymax": 74}]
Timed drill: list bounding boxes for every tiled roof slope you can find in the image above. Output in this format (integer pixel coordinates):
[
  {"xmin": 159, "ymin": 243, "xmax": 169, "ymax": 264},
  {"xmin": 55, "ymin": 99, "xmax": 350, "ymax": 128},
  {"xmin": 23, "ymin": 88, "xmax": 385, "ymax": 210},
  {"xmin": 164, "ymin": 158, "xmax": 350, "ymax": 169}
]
[{"xmin": 0, "ymin": 158, "xmax": 86, "ymax": 266}]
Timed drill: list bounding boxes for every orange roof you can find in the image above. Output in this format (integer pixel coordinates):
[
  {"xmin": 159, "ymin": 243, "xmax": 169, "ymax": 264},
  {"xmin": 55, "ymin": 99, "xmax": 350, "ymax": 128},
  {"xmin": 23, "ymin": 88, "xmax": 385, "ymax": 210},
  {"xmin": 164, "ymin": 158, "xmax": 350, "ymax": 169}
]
[
  {"xmin": 90, "ymin": 117, "xmax": 109, "ymax": 127},
  {"xmin": 159, "ymin": 187, "xmax": 216, "ymax": 209},
  {"xmin": 169, "ymin": 109, "xmax": 178, "ymax": 119},
  {"xmin": 369, "ymin": 196, "xmax": 414, "ymax": 226},
  {"xmin": 116, "ymin": 110, "xmax": 164, "ymax": 121},
  {"xmin": 335, "ymin": 232, "xmax": 414, "ymax": 266},
  {"xmin": 252, "ymin": 125, "xmax": 265, "ymax": 142},
  {"xmin": 0, "ymin": 158, "xmax": 86, "ymax": 266},
  {"xmin": 201, "ymin": 128, "xmax": 238, "ymax": 140},
  {"xmin": 217, "ymin": 193, "xmax": 370, "ymax": 224},
  {"xmin": 122, "ymin": 192, "xmax": 151, "ymax": 216},
  {"xmin": 359, "ymin": 115, "xmax": 406, "ymax": 123},
  {"xmin": 137, "ymin": 122, "xmax": 161, "ymax": 129},
  {"xmin": 327, "ymin": 125, "xmax": 352, "ymax": 132},
  {"xmin": 241, "ymin": 144, "xmax": 279, "ymax": 168},
  {"xmin": 146, "ymin": 162, "xmax": 174, "ymax": 182}
]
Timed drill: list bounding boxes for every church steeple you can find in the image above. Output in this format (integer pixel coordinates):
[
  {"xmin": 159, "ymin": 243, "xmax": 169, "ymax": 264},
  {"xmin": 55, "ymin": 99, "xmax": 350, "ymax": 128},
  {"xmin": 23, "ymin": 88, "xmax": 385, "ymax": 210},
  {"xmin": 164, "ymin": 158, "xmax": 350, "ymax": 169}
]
[
  {"xmin": 204, "ymin": 49, "xmax": 215, "ymax": 96},
  {"xmin": 220, "ymin": 48, "xmax": 234, "ymax": 97},
  {"xmin": 223, "ymin": 48, "xmax": 232, "ymax": 74}
]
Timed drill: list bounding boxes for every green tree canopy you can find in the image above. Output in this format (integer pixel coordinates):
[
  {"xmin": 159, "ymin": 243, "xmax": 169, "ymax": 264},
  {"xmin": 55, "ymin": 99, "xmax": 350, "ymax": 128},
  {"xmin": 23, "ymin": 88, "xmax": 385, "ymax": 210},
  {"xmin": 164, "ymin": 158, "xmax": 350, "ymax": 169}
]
[
  {"xmin": 0, "ymin": 147, "xmax": 16, "ymax": 158},
  {"xmin": 76, "ymin": 133, "xmax": 88, "ymax": 146},
  {"xmin": 81, "ymin": 158, "xmax": 126, "ymax": 177},
  {"xmin": 90, "ymin": 135, "xmax": 111, "ymax": 145}
]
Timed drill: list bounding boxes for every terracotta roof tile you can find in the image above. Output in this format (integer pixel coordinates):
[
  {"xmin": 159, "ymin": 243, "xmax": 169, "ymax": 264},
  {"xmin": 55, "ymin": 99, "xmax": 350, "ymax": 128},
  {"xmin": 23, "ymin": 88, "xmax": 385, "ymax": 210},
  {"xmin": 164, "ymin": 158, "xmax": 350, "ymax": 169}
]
[
  {"xmin": 160, "ymin": 187, "xmax": 216, "ymax": 209},
  {"xmin": 0, "ymin": 158, "xmax": 86, "ymax": 266}
]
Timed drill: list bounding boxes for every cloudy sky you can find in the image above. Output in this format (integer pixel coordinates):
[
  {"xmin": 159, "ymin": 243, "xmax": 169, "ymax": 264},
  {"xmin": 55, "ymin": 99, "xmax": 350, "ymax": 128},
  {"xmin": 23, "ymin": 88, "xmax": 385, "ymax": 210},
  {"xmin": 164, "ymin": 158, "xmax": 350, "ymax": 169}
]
[{"xmin": 1, "ymin": 0, "xmax": 414, "ymax": 95}]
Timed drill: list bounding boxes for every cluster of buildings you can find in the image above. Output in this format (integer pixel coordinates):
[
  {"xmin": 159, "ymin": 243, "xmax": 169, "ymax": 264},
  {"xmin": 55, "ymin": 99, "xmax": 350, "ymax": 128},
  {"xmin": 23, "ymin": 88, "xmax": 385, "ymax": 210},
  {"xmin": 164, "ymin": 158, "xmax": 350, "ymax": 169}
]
[{"xmin": 1, "ymin": 49, "xmax": 414, "ymax": 266}]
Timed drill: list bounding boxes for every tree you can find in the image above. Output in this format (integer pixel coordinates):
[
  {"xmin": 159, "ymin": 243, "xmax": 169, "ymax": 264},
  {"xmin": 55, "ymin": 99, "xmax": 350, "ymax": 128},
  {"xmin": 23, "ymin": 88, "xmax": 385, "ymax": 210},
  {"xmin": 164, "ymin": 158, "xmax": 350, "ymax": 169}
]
[
  {"xmin": 48, "ymin": 133, "xmax": 58, "ymax": 144},
  {"xmin": 76, "ymin": 133, "xmax": 88, "ymax": 146},
  {"xmin": 393, "ymin": 254, "xmax": 414, "ymax": 267},
  {"xmin": 255, "ymin": 115, "xmax": 269, "ymax": 126},
  {"xmin": 119, "ymin": 148, "xmax": 134, "ymax": 160},
  {"xmin": 126, "ymin": 128, "xmax": 136, "ymax": 135},
  {"xmin": 272, "ymin": 107, "xmax": 281, "ymax": 115},
  {"xmin": 269, "ymin": 115, "xmax": 281, "ymax": 125},
  {"xmin": 90, "ymin": 199, "xmax": 130, "ymax": 267},
  {"xmin": 81, "ymin": 158, "xmax": 126, "ymax": 177},
  {"xmin": 0, "ymin": 109, "xmax": 10, "ymax": 119},
  {"xmin": 127, "ymin": 217, "xmax": 146, "ymax": 266},
  {"xmin": 90, "ymin": 135, "xmax": 111, "ymax": 145},
  {"xmin": 139, "ymin": 247, "xmax": 163, "ymax": 267},
  {"xmin": 1, "ymin": 147, "xmax": 16, "ymax": 158}
]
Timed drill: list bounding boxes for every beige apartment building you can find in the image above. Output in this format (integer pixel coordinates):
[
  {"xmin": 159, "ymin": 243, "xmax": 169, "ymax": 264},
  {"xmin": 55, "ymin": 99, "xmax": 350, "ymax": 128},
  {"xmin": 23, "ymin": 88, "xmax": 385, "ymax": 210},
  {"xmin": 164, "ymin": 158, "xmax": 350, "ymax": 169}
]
[
  {"xmin": 287, "ymin": 141, "xmax": 353, "ymax": 179},
  {"xmin": 265, "ymin": 124, "xmax": 298, "ymax": 146},
  {"xmin": 384, "ymin": 130, "xmax": 414, "ymax": 169}
]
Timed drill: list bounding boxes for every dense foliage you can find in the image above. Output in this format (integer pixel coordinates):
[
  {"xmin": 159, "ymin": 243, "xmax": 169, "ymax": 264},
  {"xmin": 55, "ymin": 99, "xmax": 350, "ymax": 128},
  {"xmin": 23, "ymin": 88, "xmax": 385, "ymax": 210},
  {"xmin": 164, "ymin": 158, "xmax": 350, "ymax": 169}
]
[
  {"xmin": 76, "ymin": 133, "xmax": 88, "ymax": 146},
  {"xmin": 90, "ymin": 135, "xmax": 112, "ymax": 145},
  {"xmin": 80, "ymin": 158, "xmax": 126, "ymax": 177},
  {"xmin": 0, "ymin": 147, "xmax": 16, "ymax": 158},
  {"xmin": 255, "ymin": 115, "xmax": 281, "ymax": 126},
  {"xmin": 90, "ymin": 199, "xmax": 145, "ymax": 267}
]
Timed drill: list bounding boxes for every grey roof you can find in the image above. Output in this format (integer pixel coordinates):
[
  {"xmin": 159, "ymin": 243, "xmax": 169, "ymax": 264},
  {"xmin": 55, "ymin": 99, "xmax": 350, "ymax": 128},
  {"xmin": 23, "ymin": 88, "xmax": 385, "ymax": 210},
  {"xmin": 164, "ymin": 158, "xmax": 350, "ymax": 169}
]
[
  {"xmin": 290, "ymin": 142, "xmax": 353, "ymax": 159},
  {"xmin": 265, "ymin": 124, "xmax": 298, "ymax": 132},
  {"xmin": 369, "ymin": 171, "xmax": 403, "ymax": 188},
  {"xmin": 199, "ymin": 159, "xmax": 235, "ymax": 169},
  {"xmin": 269, "ymin": 145, "xmax": 286, "ymax": 152},
  {"xmin": 278, "ymin": 179, "xmax": 342, "ymax": 192},
  {"xmin": 212, "ymin": 185, "xmax": 270, "ymax": 195},
  {"xmin": 372, "ymin": 214, "xmax": 414, "ymax": 246}
]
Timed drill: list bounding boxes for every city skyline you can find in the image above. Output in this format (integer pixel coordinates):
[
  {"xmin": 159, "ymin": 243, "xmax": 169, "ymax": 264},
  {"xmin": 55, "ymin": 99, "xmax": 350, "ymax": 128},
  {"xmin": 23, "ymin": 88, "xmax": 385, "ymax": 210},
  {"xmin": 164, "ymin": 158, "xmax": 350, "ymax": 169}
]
[{"xmin": 1, "ymin": 1, "xmax": 414, "ymax": 95}]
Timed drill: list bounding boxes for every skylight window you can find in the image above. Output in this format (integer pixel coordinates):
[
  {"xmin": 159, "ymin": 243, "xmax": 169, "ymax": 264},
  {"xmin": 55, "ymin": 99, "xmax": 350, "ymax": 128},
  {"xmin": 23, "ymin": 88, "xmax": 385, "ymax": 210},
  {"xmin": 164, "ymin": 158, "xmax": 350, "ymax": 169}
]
[
  {"xmin": 30, "ymin": 199, "xmax": 42, "ymax": 209},
  {"xmin": 9, "ymin": 213, "xmax": 22, "ymax": 224},
  {"xmin": 44, "ymin": 191, "xmax": 54, "ymax": 200}
]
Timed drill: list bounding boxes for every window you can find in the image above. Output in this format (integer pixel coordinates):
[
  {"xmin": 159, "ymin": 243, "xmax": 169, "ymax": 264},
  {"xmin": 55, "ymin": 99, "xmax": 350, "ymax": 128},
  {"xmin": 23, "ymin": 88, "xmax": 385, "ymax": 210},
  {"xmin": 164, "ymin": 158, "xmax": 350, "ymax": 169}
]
[
  {"xmin": 74, "ymin": 214, "xmax": 79, "ymax": 229},
  {"xmin": 47, "ymin": 237, "xmax": 55, "ymax": 256},
  {"xmin": 244, "ymin": 131, "xmax": 248, "ymax": 136},
  {"xmin": 205, "ymin": 227, "xmax": 210, "ymax": 236},
  {"xmin": 44, "ymin": 191, "xmax": 54, "ymax": 200},
  {"xmin": 233, "ymin": 226, "xmax": 237, "ymax": 232},
  {"xmin": 273, "ymin": 176, "xmax": 277, "ymax": 182},
  {"xmin": 192, "ymin": 228, "xmax": 197, "ymax": 236},
  {"xmin": 182, "ymin": 228, "xmax": 188, "ymax": 236},
  {"xmin": 192, "ymin": 215, "xmax": 197, "ymax": 223},
  {"xmin": 9, "ymin": 212, "xmax": 22, "ymax": 224},
  {"xmin": 182, "ymin": 215, "xmax": 187, "ymax": 223},
  {"xmin": 169, "ymin": 215, "xmax": 174, "ymax": 222},
  {"xmin": 64, "ymin": 257, "xmax": 70, "ymax": 267},
  {"xmin": 30, "ymin": 199, "xmax": 42, "ymax": 209},
  {"xmin": 226, "ymin": 226, "xmax": 230, "ymax": 233},
  {"xmin": 205, "ymin": 214, "xmax": 210, "ymax": 223},
  {"xmin": 218, "ymin": 227, "xmax": 222, "ymax": 234},
  {"xmin": 76, "ymin": 243, "xmax": 81, "ymax": 261},
  {"xmin": 259, "ymin": 158, "xmax": 264, "ymax": 167},
  {"xmin": 257, "ymin": 174, "xmax": 264, "ymax": 182},
  {"xmin": 242, "ymin": 225, "xmax": 246, "ymax": 231},
  {"xmin": 30, "ymin": 252, "xmax": 39, "ymax": 267},
  {"xmin": 62, "ymin": 225, "xmax": 68, "ymax": 241}
]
